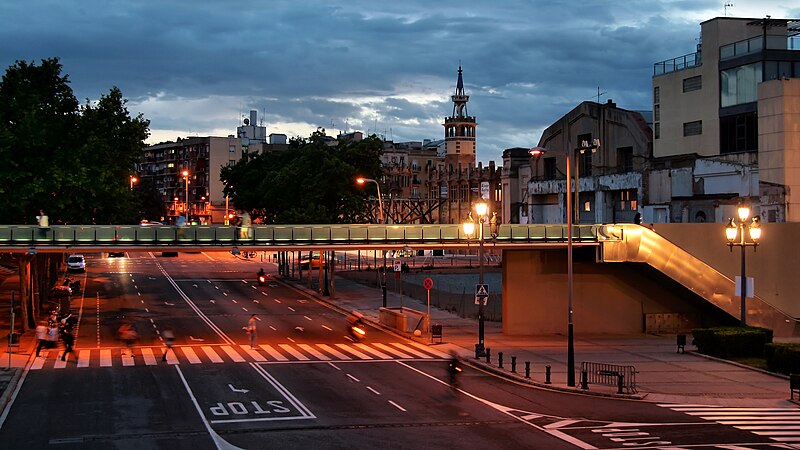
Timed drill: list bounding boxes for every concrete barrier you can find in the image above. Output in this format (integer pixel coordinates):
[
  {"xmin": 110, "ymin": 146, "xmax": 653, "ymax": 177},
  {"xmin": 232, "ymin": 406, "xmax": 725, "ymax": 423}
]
[{"xmin": 379, "ymin": 307, "xmax": 428, "ymax": 334}]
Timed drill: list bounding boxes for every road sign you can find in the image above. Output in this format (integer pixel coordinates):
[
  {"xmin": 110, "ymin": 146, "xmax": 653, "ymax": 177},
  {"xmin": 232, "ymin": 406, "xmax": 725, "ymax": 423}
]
[
  {"xmin": 423, "ymin": 278, "xmax": 434, "ymax": 291},
  {"xmin": 480, "ymin": 181, "xmax": 490, "ymax": 200},
  {"xmin": 475, "ymin": 284, "xmax": 489, "ymax": 305},
  {"xmin": 393, "ymin": 260, "xmax": 402, "ymax": 272}
]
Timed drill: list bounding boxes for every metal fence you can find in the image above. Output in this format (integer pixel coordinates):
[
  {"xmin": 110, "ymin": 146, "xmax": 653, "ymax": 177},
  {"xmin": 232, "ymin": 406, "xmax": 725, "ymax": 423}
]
[{"xmin": 580, "ymin": 362, "xmax": 637, "ymax": 393}]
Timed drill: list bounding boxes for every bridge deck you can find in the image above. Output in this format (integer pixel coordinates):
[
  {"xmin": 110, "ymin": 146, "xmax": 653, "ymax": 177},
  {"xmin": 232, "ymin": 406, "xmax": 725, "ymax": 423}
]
[{"xmin": 0, "ymin": 224, "xmax": 606, "ymax": 252}]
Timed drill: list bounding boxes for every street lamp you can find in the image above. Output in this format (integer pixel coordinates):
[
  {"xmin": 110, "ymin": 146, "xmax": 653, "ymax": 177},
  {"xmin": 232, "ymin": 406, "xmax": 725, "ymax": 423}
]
[
  {"xmin": 129, "ymin": 176, "xmax": 138, "ymax": 190},
  {"xmin": 573, "ymin": 139, "xmax": 600, "ymax": 223},
  {"xmin": 356, "ymin": 177, "xmax": 384, "ymax": 223},
  {"xmin": 357, "ymin": 177, "xmax": 387, "ymax": 307},
  {"xmin": 529, "ymin": 145, "xmax": 577, "ymax": 387},
  {"xmin": 725, "ymin": 205, "xmax": 762, "ymax": 326},
  {"xmin": 463, "ymin": 201, "xmax": 489, "ymax": 358},
  {"xmin": 181, "ymin": 170, "xmax": 190, "ymax": 222}
]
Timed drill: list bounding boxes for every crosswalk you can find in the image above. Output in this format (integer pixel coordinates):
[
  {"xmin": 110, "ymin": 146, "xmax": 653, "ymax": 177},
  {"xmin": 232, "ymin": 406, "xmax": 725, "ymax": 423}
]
[
  {"xmin": 659, "ymin": 403, "xmax": 800, "ymax": 444},
  {"xmin": 30, "ymin": 341, "xmax": 450, "ymax": 370}
]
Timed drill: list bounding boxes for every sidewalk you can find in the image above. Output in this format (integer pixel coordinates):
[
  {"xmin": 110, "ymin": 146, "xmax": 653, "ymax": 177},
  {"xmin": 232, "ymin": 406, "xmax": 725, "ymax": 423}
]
[{"xmin": 293, "ymin": 271, "xmax": 796, "ymax": 408}]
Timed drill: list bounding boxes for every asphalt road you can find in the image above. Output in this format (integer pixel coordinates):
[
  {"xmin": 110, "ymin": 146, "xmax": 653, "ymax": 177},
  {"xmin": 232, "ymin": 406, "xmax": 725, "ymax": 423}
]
[{"xmin": 0, "ymin": 252, "xmax": 794, "ymax": 449}]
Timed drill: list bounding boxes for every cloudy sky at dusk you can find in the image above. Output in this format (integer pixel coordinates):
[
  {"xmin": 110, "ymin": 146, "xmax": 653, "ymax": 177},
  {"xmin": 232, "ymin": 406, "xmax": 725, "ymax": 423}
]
[{"xmin": 2, "ymin": 1, "xmax": 797, "ymax": 163}]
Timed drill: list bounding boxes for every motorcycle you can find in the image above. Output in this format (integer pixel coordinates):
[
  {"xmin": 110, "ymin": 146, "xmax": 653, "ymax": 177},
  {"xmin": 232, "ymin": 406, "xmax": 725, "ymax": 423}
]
[
  {"xmin": 257, "ymin": 269, "xmax": 266, "ymax": 286},
  {"xmin": 348, "ymin": 320, "xmax": 367, "ymax": 342},
  {"xmin": 448, "ymin": 358, "xmax": 462, "ymax": 390}
]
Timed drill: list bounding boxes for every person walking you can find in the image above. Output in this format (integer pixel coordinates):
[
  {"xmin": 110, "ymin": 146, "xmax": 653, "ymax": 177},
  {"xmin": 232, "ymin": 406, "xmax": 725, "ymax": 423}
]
[
  {"xmin": 244, "ymin": 315, "xmax": 257, "ymax": 349},
  {"xmin": 118, "ymin": 322, "xmax": 139, "ymax": 357},
  {"xmin": 35, "ymin": 322, "xmax": 48, "ymax": 357},
  {"xmin": 36, "ymin": 209, "xmax": 49, "ymax": 238},
  {"xmin": 161, "ymin": 327, "xmax": 175, "ymax": 362},
  {"xmin": 60, "ymin": 323, "xmax": 75, "ymax": 361},
  {"xmin": 238, "ymin": 210, "xmax": 251, "ymax": 239}
]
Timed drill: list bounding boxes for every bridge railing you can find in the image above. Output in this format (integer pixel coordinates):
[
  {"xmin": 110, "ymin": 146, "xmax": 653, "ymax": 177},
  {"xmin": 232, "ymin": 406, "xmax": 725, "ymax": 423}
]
[{"xmin": 0, "ymin": 223, "xmax": 605, "ymax": 249}]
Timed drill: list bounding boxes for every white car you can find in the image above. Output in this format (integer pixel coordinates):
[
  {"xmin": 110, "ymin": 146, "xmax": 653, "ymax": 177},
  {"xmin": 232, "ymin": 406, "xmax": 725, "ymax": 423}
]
[{"xmin": 67, "ymin": 254, "xmax": 85, "ymax": 273}]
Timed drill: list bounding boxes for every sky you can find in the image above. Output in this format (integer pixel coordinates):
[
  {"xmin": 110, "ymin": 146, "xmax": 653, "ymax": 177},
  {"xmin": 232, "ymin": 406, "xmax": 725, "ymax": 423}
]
[{"xmin": 1, "ymin": 1, "xmax": 797, "ymax": 164}]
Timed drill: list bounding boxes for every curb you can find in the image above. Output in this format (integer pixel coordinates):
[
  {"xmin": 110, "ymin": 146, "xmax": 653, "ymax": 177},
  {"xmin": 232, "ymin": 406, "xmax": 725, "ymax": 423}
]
[
  {"xmin": 687, "ymin": 350, "xmax": 790, "ymax": 380},
  {"xmin": 0, "ymin": 367, "xmax": 22, "ymax": 415}
]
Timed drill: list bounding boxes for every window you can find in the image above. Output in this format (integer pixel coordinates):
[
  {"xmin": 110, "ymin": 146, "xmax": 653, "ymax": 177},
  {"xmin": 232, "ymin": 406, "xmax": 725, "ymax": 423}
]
[
  {"xmin": 618, "ymin": 190, "xmax": 637, "ymax": 211},
  {"xmin": 682, "ymin": 75, "xmax": 702, "ymax": 92},
  {"xmin": 654, "ymin": 104, "xmax": 660, "ymax": 122},
  {"xmin": 721, "ymin": 63, "xmax": 761, "ymax": 107},
  {"xmin": 544, "ymin": 158, "xmax": 557, "ymax": 180},
  {"xmin": 720, "ymin": 112, "xmax": 758, "ymax": 154},
  {"xmin": 683, "ymin": 120, "xmax": 702, "ymax": 136},
  {"xmin": 460, "ymin": 184, "xmax": 468, "ymax": 201},
  {"xmin": 655, "ymin": 123, "xmax": 660, "ymax": 139},
  {"xmin": 653, "ymin": 86, "xmax": 660, "ymax": 104},
  {"xmin": 617, "ymin": 147, "xmax": 633, "ymax": 172},
  {"xmin": 577, "ymin": 133, "xmax": 593, "ymax": 176}
]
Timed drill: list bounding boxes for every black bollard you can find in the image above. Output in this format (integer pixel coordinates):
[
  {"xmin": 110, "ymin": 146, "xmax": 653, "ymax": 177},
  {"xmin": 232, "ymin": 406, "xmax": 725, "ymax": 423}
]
[
  {"xmin": 485, "ymin": 348, "xmax": 491, "ymax": 364},
  {"xmin": 617, "ymin": 374, "xmax": 624, "ymax": 394},
  {"xmin": 525, "ymin": 361, "xmax": 531, "ymax": 379},
  {"xmin": 511, "ymin": 356, "xmax": 517, "ymax": 373},
  {"xmin": 498, "ymin": 352, "xmax": 504, "ymax": 369},
  {"xmin": 545, "ymin": 365, "xmax": 551, "ymax": 384},
  {"xmin": 581, "ymin": 370, "xmax": 589, "ymax": 390}
]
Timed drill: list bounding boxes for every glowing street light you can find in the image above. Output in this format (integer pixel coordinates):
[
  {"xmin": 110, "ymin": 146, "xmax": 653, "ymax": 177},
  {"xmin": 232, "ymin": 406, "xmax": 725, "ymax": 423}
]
[
  {"xmin": 725, "ymin": 205, "xmax": 762, "ymax": 326},
  {"xmin": 129, "ymin": 176, "xmax": 138, "ymax": 190},
  {"xmin": 181, "ymin": 170, "xmax": 190, "ymax": 221},
  {"xmin": 463, "ymin": 201, "xmax": 490, "ymax": 357},
  {"xmin": 356, "ymin": 177, "xmax": 384, "ymax": 223}
]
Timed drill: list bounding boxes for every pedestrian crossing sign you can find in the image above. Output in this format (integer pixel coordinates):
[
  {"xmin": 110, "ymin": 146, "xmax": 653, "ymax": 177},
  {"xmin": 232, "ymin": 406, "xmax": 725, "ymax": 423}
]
[{"xmin": 475, "ymin": 284, "xmax": 489, "ymax": 305}]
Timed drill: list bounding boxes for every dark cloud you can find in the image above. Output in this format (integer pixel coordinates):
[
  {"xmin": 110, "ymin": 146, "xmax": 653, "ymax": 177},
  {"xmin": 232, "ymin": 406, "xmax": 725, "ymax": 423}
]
[{"xmin": 1, "ymin": 0, "xmax": 794, "ymax": 163}]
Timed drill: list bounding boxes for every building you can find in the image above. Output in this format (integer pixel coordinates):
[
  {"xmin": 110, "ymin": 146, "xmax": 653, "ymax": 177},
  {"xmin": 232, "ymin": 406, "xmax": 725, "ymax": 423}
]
[
  {"xmin": 652, "ymin": 16, "xmax": 800, "ymax": 222},
  {"xmin": 503, "ymin": 100, "xmax": 652, "ymax": 225}
]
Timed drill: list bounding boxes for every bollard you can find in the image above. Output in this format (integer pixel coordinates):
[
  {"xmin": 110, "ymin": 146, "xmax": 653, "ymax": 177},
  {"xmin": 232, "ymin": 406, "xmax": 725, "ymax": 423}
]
[
  {"xmin": 525, "ymin": 361, "xmax": 531, "ymax": 379},
  {"xmin": 498, "ymin": 352, "xmax": 504, "ymax": 369},
  {"xmin": 485, "ymin": 348, "xmax": 491, "ymax": 364},
  {"xmin": 617, "ymin": 374, "xmax": 624, "ymax": 394},
  {"xmin": 581, "ymin": 370, "xmax": 588, "ymax": 390},
  {"xmin": 545, "ymin": 365, "xmax": 551, "ymax": 384},
  {"xmin": 511, "ymin": 356, "xmax": 517, "ymax": 373}
]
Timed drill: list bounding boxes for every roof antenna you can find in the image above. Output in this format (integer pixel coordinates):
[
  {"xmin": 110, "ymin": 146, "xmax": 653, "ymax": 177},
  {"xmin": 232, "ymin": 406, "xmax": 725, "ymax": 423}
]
[{"xmin": 724, "ymin": 2, "xmax": 734, "ymax": 16}]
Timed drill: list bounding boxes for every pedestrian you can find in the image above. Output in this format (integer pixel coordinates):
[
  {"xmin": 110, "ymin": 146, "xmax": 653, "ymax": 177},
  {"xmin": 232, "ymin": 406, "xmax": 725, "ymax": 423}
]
[
  {"xmin": 60, "ymin": 323, "xmax": 74, "ymax": 361},
  {"xmin": 118, "ymin": 322, "xmax": 139, "ymax": 357},
  {"xmin": 161, "ymin": 327, "xmax": 175, "ymax": 361},
  {"xmin": 244, "ymin": 314, "xmax": 257, "ymax": 349},
  {"xmin": 36, "ymin": 209, "xmax": 49, "ymax": 238},
  {"xmin": 238, "ymin": 210, "xmax": 251, "ymax": 239},
  {"xmin": 35, "ymin": 322, "xmax": 48, "ymax": 357},
  {"xmin": 45, "ymin": 324, "xmax": 59, "ymax": 350}
]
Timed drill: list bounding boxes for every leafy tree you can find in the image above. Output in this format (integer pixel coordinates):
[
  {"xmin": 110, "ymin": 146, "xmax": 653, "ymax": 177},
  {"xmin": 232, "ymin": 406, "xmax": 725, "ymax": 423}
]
[{"xmin": 221, "ymin": 130, "xmax": 383, "ymax": 224}]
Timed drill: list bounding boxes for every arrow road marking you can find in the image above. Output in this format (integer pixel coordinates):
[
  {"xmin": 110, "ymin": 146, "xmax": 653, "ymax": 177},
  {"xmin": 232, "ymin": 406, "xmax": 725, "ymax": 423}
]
[
  {"xmin": 228, "ymin": 384, "xmax": 249, "ymax": 394},
  {"xmin": 164, "ymin": 301, "xmax": 175, "ymax": 306},
  {"xmin": 189, "ymin": 336, "xmax": 205, "ymax": 342}
]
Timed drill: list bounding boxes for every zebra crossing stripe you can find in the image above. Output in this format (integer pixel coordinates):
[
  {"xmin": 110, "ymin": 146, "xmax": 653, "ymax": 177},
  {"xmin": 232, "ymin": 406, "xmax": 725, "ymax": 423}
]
[
  {"xmin": 335, "ymin": 343, "xmax": 371, "ymax": 359},
  {"xmin": 100, "ymin": 349, "xmax": 112, "ymax": 367},
  {"xmin": 240, "ymin": 345, "xmax": 267, "ymax": 362},
  {"xmin": 317, "ymin": 344, "xmax": 351, "ymax": 360},
  {"xmin": 181, "ymin": 347, "xmax": 202, "ymax": 364},
  {"xmin": 259, "ymin": 344, "xmax": 288, "ymax": 361},
  {"xmin": 388, "ymin": 343, "xmax": 430, "ymax": 359},
  {"xmin": 220, "ymin": 346, "xmax": 246, "ymax": 362},
  {"xmin": 141, "ymin": 348, "xmax": 158, "ymax": 365},
  {"xmin": 201, "ymin": 346, "xmax": 224, "ymax": 363},
  {"xmin": 31, "ymin": 352, "xmax": 47, "ymax": 370},
  {"xmin": 406, "ymin": 341, "xmax": 449, "ymax": 358},
  {"xmin": 298, "ymin": 344, "xmax": 330, "ymax": 360},
  {"xmin": 53, "ymin": 356, "xmax": 67, "ymax": 369},
  {"xmin": 373, "ymin": 343, "xmax": 412, "ymax": 358},
  {"xmin": 77, "ymin": 350, "xmax": 91, "ymax": 368},
  {"xmin": 278, "ymin": 344, "xmax": 310, "ymax": 360},
  {"xmin": 121, "ymin": 351, "xmax": 135, "ymax": 366},
  {"xmin": 354, "ymin": 343, "xmax": 391, "ymax": 359}
]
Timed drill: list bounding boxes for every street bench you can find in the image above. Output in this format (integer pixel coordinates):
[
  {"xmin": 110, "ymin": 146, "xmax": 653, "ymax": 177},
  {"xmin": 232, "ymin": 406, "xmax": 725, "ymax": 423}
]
[{"xmin": 580, "ymin": 361, "xmax": 638, "ymax": 394}]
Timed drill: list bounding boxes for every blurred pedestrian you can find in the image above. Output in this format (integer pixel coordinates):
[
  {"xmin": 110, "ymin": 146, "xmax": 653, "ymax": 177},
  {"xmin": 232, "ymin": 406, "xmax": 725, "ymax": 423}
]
[
  {"xmin": 118, "ymin": 322, "xmax": 139, "ymax": 357},
  {"xmin": 60, "ymin": 324, "xmax": 74, "ymax": 361},
  {"xmin": 161, "ymin": 327, "xmax": 175, "ymax": 361},
  {"xmin": 45, "ymin": 324, "xmax": 59, "ymax": 350},
  {"xmin": 36, "ymin": 209, "xmax": 49, "ymax": 238},
  {"xmin": 35, "ymin": 322, "xmax": 48, "ymax": 357},
  {"xmin": 244, "ymin": 314, "xmax": 257, "ymax": 349},
  {"xmin": 238, "ymin": 210, "xmax": 251, "ymax": 239}
]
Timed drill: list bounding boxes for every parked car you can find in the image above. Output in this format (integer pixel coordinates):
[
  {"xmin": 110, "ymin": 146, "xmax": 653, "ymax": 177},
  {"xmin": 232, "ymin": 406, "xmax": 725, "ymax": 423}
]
[
  {"xmin": 299, "ymin": 253, "xmax": 326, "ymax": 269},
  {"xmin": 67, "ymin": 254, "xmax": 85, "ymax": 273}
]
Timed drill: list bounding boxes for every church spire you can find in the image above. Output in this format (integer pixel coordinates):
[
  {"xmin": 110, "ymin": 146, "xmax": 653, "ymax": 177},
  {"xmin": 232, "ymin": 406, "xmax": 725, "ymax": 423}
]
[
  {"xmin": 443, "ymin": 65, "xmax": 477, "ymax": 169},
  {"xmin": 451, "ymin": 65, "xmax": 469, "ymax": 118}
]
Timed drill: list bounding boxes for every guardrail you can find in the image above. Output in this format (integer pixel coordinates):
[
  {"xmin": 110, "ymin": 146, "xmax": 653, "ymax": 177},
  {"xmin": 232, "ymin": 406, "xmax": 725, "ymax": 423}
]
[
  {"xmin": 580, "ymin": 361, "xmax": 638, "ymax": 394},
  {"xmin": 0, "ymin": 223, "xmax": 607, "ymax": 251}
]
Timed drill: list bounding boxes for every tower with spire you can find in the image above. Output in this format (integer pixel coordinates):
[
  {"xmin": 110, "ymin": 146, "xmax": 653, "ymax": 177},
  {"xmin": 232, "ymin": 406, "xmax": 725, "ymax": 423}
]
[{"xmin": 443, "ymin": 65, "xmax": 477, "ymax": 170}]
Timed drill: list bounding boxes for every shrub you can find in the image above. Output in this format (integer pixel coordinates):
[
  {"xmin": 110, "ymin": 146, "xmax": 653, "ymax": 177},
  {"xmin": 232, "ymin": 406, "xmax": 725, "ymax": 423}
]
[
  {"xmin": 765, "ymin": 343, "xmax": 800, "ymax": 375},
  {"xmin": 691, "ymin": 326, "xmax": 773, "ymax": 358}
]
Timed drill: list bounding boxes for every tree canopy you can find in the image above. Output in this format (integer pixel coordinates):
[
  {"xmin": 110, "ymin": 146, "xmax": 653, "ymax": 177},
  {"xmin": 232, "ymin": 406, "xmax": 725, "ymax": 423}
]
[
  {"xmin": 0, "ymin": 57, "xmax": 151, "ymax": 224},
  {"xmin": 221, "ymin": 128, "xmax": 383, "ymax": 224}
]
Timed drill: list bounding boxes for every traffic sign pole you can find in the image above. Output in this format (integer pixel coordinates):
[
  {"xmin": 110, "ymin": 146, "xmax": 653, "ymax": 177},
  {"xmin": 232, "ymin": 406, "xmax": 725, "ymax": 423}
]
[{"xmin": 423, "ymin": 278, "xmax": 433, "ymax": 340}]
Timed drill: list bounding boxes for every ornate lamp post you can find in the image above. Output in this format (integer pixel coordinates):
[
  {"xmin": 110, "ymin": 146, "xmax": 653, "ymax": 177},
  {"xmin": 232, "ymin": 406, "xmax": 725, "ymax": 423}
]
[
  {"xmin": 463, "ymin": 201, "xmax": 489, "ymax": 358},
  {"xmin": 181, "ymin": 170, "xmax": 190, "ymax": 222},
  {"xmin": 725, "ymin": 205, "xmax": 762, "ymax": 326}
]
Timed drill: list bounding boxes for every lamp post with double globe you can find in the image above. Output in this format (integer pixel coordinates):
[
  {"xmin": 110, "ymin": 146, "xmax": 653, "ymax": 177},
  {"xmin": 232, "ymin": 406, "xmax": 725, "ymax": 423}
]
[{"xmin": 725, "ymin": 205, "xmax": 762, "ymax": 326}]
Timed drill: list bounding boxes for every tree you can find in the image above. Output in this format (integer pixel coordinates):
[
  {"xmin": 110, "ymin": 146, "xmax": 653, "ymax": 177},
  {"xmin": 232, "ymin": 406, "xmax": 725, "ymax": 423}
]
[{"xmin": 221, "ymin": 131, "xmax": 383, "ymax": 224}]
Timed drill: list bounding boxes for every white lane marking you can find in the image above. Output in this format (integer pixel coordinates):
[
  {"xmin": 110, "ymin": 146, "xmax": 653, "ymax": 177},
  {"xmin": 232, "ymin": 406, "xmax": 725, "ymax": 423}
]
[
  {"xmin": 298, "ymin": 344, "xmax": 330, "ymax": 360},
  {"xmin": 220, "ymin": 345, "xmax": 246, "ymax": 362},
  {"xmin": 388, "ymin": 400, "xmax": 406, "ymax": 412},
  {"xmin": 259, "ymin": 344, "xmax": 289, "ymax": 361},
  {"xmin": 181, "ymin": 347, "xmax": 202, "ymax": 364},
  {"xmin": 373, "ymin": 343, "xmax": 412, "ymax": 358},
  {"xmin": 354, "ymin": 343, "xmax": 392, "ymax": 359},
  {"xmin": 54, "ymin": 356, "xmax": 67, "ymax": 369},
  {"xmin": 240, "ymin": 345, "xmax": 267, "ymax": 362},
  {"xmin": 287, "ymin": 306, "xmax": 295, "ymax": 312},
  {"xmin": 321, "ymin": 325, "xmax": 333, "ymax": 331},
  {"xmin": 278, "ymin": 344, "xmax": 309, "ymax": 360},
  {"xmin": 274, "ymin": 299, "xmax": 281, "ymax": 303},
  {"xmin": 269, "ymin": 326, "xmax": 277, "ymax": 331},
  {"xmin": 141, "ymin": 348, "xmax": 158, "ymax": 365},
  {"xmin": 389, "ymin": 343, "xmax": 431, "ymax": 359},
  {"xmin": 121, "ymin": 351, "xmax": 135, "ymax": 366},
  {"xmin": 334, "ymin": 344, "xmax": 371, "ymax": 359},
  {"xmin": 77, "ymin": 350, "xmax": 91, "ymax": 368},
  {"xmin": 327, "ymin": 362, "xmax": 341, "ymax": 371},
  {"xmin": 367, "ymin": 386, "xmax": 381, "ymax": 395},
  {"xmin": 347, "ymin": 374, "xmax": 360, "ymax": 382},
  {"xmin": 30, "ymin": 352, "xmax": 47, "ymax": 370},
  {"xmin": 317, "ymin": 344, "xmax": 351, "ymax": 360},
  {"xmin": 406, "ymin": 341, "xmax": 450, "ymax": 358},
  {"xmin": 304, "ymin": 316, "xmax": 312, "ymax": 321},
  {"xmin": 201, "ymin": 346, "xmax": 224, "ymax": 363},
  {"xmin": 174, "ymin": 366, "xmax": 241, "ymax": 449}
]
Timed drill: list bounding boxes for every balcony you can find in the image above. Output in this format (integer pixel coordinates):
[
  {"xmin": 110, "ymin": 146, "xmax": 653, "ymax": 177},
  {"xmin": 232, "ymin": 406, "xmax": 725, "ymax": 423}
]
[{"xmin": 653, "ymin": 51, "xmax": 701, "ymax": 76}]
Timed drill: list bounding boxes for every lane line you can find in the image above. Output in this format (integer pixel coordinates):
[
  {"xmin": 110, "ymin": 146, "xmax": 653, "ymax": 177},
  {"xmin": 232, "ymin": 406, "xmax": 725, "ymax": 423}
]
[{"xmin": 388, "ymin": 400, "xmax": 406, "ymax": 412}]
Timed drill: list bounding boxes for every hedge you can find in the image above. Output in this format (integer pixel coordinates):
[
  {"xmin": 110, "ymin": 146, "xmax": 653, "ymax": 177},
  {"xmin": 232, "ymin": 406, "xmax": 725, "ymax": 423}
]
[
  {"xmin": 764, "ymin": 343, "xmax": 800, "ymax": 375},
  {"xmin": 691, "ymin": 326, "xmax": 773, "ymax": 358}
]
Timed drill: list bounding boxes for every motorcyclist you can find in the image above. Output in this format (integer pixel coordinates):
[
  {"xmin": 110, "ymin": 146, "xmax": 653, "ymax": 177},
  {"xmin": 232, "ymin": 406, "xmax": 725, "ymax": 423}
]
[
  {"xmin": 347, "ymin": 313, "xmax": 366, "ymax": 342},
  {"xmin": 257, "ymin": 268, "xmax": 266, "ymax": 285},
  {"xmin": 447, "ymin": 352, "xmax": 461, "ymax": 389}
]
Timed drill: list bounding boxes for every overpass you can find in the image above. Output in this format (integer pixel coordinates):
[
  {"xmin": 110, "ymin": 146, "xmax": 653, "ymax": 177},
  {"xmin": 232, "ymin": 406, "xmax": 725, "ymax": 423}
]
[{"xmin": 3, "ymin": 223, "xmax": 797, "ymax": 337}]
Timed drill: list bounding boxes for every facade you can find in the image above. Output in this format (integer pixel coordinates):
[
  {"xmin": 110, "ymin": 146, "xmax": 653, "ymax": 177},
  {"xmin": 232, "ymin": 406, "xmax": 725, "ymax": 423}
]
[
  {"xmin": 503, "ymin": 100, "xmax": 652, "ymax": 224},
  {"xmin": 652, "ymin": 17, "xmax": 800, "ymax": 222}
]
